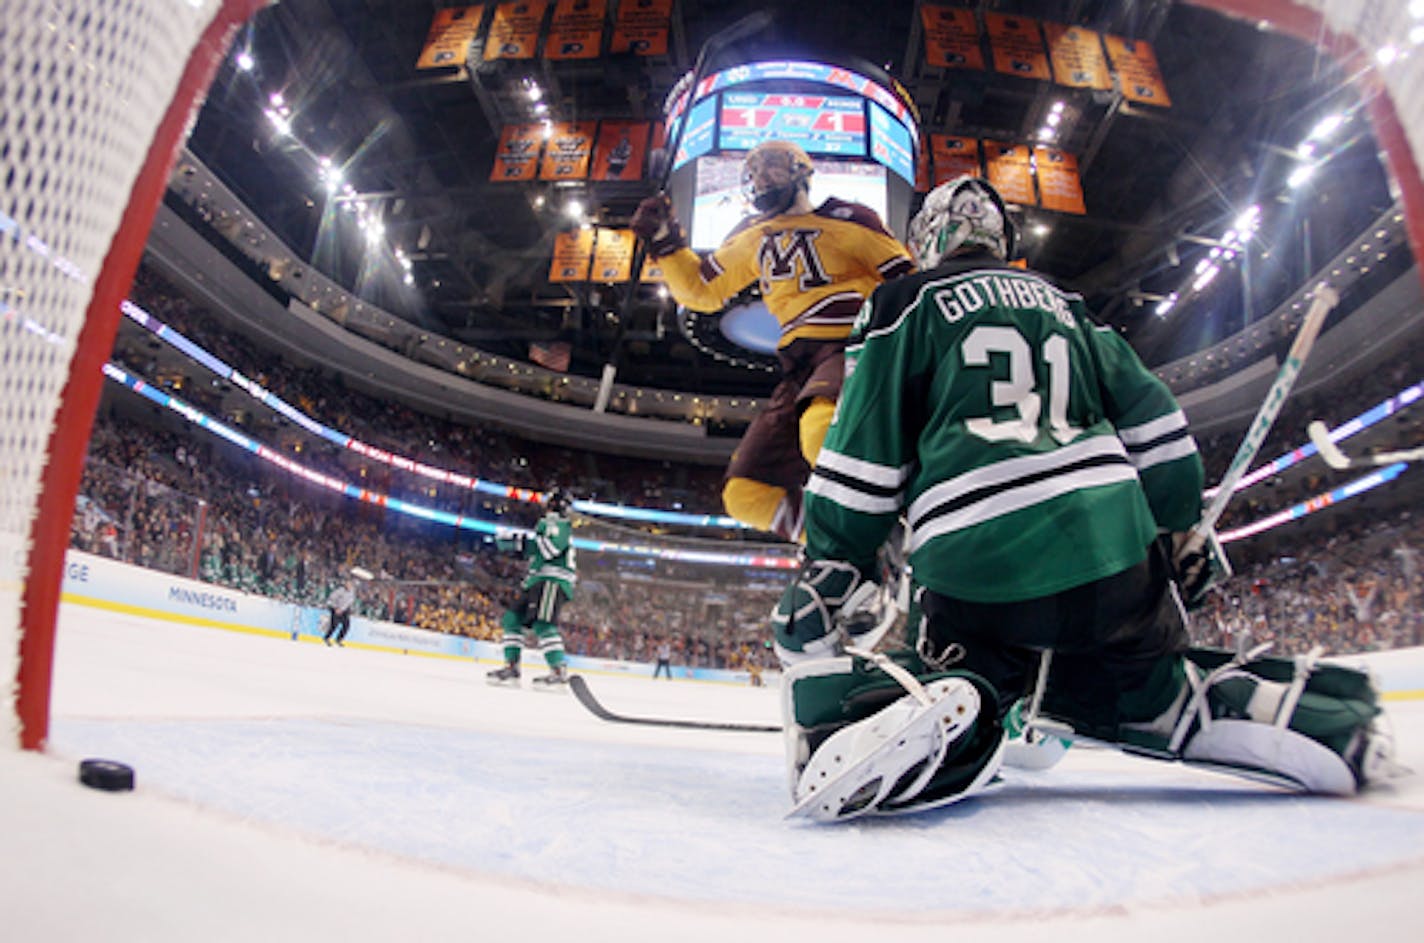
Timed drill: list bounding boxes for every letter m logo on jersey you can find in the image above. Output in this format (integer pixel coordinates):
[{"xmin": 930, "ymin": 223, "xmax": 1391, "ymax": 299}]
[{"xmin": 757, "ymin": 229, "xmax": 831, "ymax": 290}]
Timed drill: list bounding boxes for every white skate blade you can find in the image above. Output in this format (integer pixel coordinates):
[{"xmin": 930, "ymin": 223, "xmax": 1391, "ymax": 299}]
[{"xmin": 787, "ymin": 679, "xmax": 979, "ymax": 823}]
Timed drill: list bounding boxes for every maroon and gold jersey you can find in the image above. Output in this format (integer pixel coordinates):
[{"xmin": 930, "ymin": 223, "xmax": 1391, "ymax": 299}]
[{"xmin": 659, "ymin": 198, "xmax": 913, "ymax": 348}]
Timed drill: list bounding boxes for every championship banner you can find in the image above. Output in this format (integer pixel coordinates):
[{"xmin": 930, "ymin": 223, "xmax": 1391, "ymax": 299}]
[
  {"xmin": 984, "ymin": 141, "xmax": 1036, "ymax": 206},
  {"xmin": 640, "ymin": 255, "xmax": 666, "ymax": 283},
  {"xmin": 539, "ymin": 121, "xmax": 597, "ymax": 180},
  {"xmin": 1104, "ymin": 35, "xmax": 1171, "ymax": 107},
  {"xmin": 1043, "ymin": 23, "xmax": 1111, "ymax": 90},
  {"xmin": 920, "ymin": 5, "xmax": 984, "ymax": 71},
  {"xmin": 1034, "ymin": 147, "xmax": 1087, "ymax": 215},
  {"xmin": 591, "ymin": 120, "xmax": 649, "ymax": 181},
  {"xmin": 486, "ymin": 0, "xmax": 547, "ymax": 61},
  {"xmin": 549, "ymin": 229, "xmax": 594, "ymax": 282},
  {"xmin": 490, "ymin": 123, "xmax": 543, "ymax": 181},
  {"xmin": 415, "ymin": 5, "xmax": 485, "ymax": 69},
  {"xmin": 986, "ymin": 13, "xmax": 1050, "ymax": 81},
  {"xmin": 931, "ymin": 134, "xmax": 982, "ymax": 184},
  {"xmin": 544, "ymin": 0, "xmax": 604, "ymax": 60},
  {"xmin": 592, "ymin": 228, "xmax": 636, "ymax": 282},
  {"xmin": 611, "ymin": 0, "xmax": 671, "ymax": 56}
]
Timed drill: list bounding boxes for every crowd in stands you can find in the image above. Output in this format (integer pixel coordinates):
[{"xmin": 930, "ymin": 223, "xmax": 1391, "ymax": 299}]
[{"xmin": 61, "ymin": 263, "xmax": 1424, "ymax": 672}]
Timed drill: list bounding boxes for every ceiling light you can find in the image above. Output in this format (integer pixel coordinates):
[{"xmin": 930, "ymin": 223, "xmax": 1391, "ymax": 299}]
[
  {"xmin": 1047, "ymin": 111, "xmax": 1061, "ymax": 127},
  {"xmin": 1309, "ymin": 114, "xmax": 1344, "ymax": 141},
  {"xmin": 1036, "ymin": 126, "xmax": 1053, "ymax": 140},
  {"xmin": 1376, "ymin": 45, "xmax": 1399, "ymax": 66},
  {"xmin": 235, "ymin": 50, "xmax": 255, "ymax": 72},
  {"xmin": 1032, "ymin": 223, "xmax": 1049, "ymax": 237},
  {"xmin": 1288, "ymin": 164, "xmax": 1315, "ymax": 188},
  {"xmin": 565, "ymin": 199, "xmax": 584, "ymax": 219}
]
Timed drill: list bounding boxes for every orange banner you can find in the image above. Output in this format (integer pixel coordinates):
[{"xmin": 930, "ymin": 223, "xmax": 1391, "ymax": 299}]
[
  {"xmin": 1042, "ymin": 23, "xmax": 1110, "ymax": 90},
  {"xmin": 486, "ymin": 0, "xmax": 547, "ymax": 60},
  {"xmin": 611, "ymin": 0, "xmax": 671, "ymax": 56},
  {"xmin": 931, "ymin": 135, "xmax": 982, "ymax": 185},
  {"xmin": 1034, "ymin": 147, "xmax": 1086, "ymax": 214},
  {"xmin": 591, "ymin": 228, "xmax": 636, "ymax": 282},
  {"xmin": 549, "ymin": 229, "xmax": 594, "ymax": 282},
  {"xmin": 640, "ymin": 255, "xmax": 666, "ymax": 283},
  {"xmin": 922, "ymin": 6, "xmax": 979, "ymax": 71},
  {"xmin": 591, "ymin": 120, "xmax": 650, "ymax": 181},
  {"xmin": 986, "ymin": 13, "xmax": 1049, "ymax": 80},
  {"xmin": 490, "ymin": 123, "xmax": 544, "ymax": 181},
  {"xmin": 984, "ymin": 141, "xmax": 1035, "ymax": 206},
  {"xmin": 416, "ymin": 5, "xmax": 485, "ymax": 69},
  {"xmin": 1104, "ymin": 35, "xmax": 1171, "ymax": 107},
  {"xmin": 920, "ymin": 5, "xmax": 984, "ymax": 71},
  {"xmin": 539, "ymin": 121, "xmax": 597, "ymax": 180},
  {"xmin": 544, "ymin": 0, "xmax": 604, "ymax": 60}
]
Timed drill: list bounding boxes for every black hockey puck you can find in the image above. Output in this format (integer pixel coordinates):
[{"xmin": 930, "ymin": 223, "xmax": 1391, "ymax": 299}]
[{"xmin": 78, "ymin": 758, "xmax": 135, "ymax": 792}]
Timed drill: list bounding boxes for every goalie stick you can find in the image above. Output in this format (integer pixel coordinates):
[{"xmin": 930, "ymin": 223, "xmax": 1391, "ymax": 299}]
[
  {"xmin": 568, "ymin": 674, "xmax": 781, "ymax": 733},
  {"xmin": 1306, "ymin": 420, "xmax": 1424, "ymax": 469},
  {"xmin": 1181, "ymin": 284, "xmax": 1340, "ymax": 556}
]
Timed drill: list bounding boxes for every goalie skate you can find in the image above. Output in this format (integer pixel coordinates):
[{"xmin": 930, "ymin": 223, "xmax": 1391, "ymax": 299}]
[{"xmin": 787, "ymin": 676, "xmax": 981, "ymax": 823}]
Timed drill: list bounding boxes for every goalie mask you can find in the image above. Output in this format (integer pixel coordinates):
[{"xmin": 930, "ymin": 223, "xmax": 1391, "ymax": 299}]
[
  {"xmin": 742, "ymin": 140, "xmax": 814, "ymax": 215},
  {"xmin": 906, "ymin": 175, "xmax": 1017, "ymax": 268}
]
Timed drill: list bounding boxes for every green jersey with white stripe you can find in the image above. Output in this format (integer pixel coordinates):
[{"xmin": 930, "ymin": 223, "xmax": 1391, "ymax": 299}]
[
  {"xmin": 805, "ymin": 253, "xmax": 1204, "ymax": 604},
  {"xmin": 523, "ymin": 512, "xmax": 577, "ymax": 598}
]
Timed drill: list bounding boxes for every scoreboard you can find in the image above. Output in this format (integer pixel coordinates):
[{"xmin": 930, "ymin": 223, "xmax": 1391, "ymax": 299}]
[{"xmin": 718, "ymin": 93, "xmax": 866, "ymax": 157}]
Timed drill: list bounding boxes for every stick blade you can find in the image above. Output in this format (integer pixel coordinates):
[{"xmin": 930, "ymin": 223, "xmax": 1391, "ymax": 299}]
[{"xmin": 1307, "ymin": 421, "xmax": 1351, "ymax": 469}]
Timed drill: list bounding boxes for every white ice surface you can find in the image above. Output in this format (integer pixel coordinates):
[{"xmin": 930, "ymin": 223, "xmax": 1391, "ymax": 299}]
[{"xmin": 3, "ymin": 606, "xmax": 1423, "ymax": 942}]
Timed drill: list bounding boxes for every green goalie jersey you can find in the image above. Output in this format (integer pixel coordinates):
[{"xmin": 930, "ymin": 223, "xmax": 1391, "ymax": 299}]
[
  {"xmin": 804, "ymin": 253, "xmax": 1204, "ymax": 604},
  {"xmin": 521, "ymin": 513, "xmax": 577, "ymax": 598}
]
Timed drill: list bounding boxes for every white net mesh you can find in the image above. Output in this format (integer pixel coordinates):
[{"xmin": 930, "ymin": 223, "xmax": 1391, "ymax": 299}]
[{"xmin": 0, "ymin": 0, "xmax": 224, "ymax": 745}]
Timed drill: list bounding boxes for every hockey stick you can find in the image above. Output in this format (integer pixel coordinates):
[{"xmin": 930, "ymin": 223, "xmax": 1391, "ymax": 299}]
[
  {"xmin": 1306, "ymin": 420, "xmax": 1424, "ymax": 469},
  {"xmin": 1181, "ymin": 284, "xmax": 1340, "ymax": 555},
  {"xmin": 593, "ymin": 10, "xmax": 774, "ymax": 411},
  {"xmin": 568, "ymin": 674, "xmax": 781, "ymax": 733}
]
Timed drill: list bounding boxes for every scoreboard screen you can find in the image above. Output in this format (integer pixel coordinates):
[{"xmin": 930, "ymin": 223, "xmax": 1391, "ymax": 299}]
[
  {"xmin": 718, "ymin": 93, "xmax": 866, "ymax": 157},
  {"xmin": 868, "ymin": 100, "xmax": 914, "ymax": 185},
  {"xmin": 671, "ymin": 96, "xmax": 719, "ymax": 170}
]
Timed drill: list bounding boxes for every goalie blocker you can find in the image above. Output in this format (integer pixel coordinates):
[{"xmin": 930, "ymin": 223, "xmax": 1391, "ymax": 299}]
[{"xmin": 784, "ymin": 643, "xmax": 1395, "ymax": 822}]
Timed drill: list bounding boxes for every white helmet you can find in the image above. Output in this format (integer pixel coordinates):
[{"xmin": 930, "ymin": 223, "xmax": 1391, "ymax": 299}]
[{"xmin": 906, "ymin": 175, "xmax": 1016, "ymax": 268}]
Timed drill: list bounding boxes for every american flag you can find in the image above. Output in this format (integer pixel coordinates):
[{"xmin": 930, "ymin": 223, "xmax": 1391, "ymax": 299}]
[{"xmin": 529, "ymin": 341, "xmax": 572, "ymax": 372}]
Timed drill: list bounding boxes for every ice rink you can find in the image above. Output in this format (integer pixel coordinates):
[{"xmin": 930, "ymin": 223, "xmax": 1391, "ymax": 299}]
[{"xmin": 4, "ymin": 604, "xmax": 1423, "ymax": 942}]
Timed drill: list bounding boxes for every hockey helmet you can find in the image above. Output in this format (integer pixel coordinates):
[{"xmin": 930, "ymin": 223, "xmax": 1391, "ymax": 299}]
[
  {"xmin": 742, "ymin": 140, "xmax": 815, "ymax": 214},
  {"xmin": 906, "ymin": 175, "xmax": 1017, "ymax": 268},
  {"xmin": 543, "ymin": 488, "xmax": 572, "ymax": 514}
]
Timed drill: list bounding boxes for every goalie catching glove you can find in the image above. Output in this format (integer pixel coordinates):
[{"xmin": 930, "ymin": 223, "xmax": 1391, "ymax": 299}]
[
  {"xmin": 629, "ymin": 195, "xmax": 688, "ymax": 258},
  {"xmin": 772, "ymin": 559, "xmax": 886, "ymax": 665}
]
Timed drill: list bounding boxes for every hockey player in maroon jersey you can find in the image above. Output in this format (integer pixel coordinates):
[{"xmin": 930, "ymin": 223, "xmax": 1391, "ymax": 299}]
[{"xmin": 631, "ymin": 140, "xmax": 913, "ymax": 541}]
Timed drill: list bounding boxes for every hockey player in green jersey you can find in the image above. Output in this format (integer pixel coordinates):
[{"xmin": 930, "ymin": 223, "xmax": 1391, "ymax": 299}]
[
  {"xmin": 772, "ymin": 176, "xmax": 1397, "ymax": 821},
  {"xmin": 488, "ymin": 488, "xmax": 577, "ymax": 688}
]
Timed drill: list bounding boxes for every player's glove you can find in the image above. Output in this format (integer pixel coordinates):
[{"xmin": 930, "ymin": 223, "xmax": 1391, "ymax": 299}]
[
  {"xmin": 771, "ymin": 559, "xmax": 883, "ymax": 663},
  {"xmin": 494, "ymin": 527, "xmax": 527, "ymax": 554},
  {"xmin": 629, "ymin": 194, "xmax": 687, "ymax": 258},
  {"xmin": 1169, "ymin": 528, "xmax": 1232, "ymax": 610}
]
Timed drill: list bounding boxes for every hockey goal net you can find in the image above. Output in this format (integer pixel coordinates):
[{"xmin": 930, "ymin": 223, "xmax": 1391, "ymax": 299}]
[
  {"xmin": 4, "ymin": 0, "xmax": 1424, "ymax": 754},
  {"xmin": 1, "ymin": 0, "xmax": 264, "ymax": 749}
]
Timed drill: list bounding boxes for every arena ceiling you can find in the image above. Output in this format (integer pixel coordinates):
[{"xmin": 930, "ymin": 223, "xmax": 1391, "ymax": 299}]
[{"xmin": 182, "ymin": 0, "xmax": 1396, "ymax": 397}]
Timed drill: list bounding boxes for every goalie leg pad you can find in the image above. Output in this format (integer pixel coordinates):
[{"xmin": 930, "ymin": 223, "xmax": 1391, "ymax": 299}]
[
  {"xmin": 783, "ymin": 656, "xmax": 1005, "ymax": 822},
  {"xmin": 1095, "ymin": 646, "xmax": 1396, "ymax": 793},
  {"xmin": 787, "ymin": 676, "xmax": 984, "ymax": 823}
]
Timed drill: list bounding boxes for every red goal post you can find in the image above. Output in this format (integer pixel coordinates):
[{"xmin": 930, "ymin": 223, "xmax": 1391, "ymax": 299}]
[{"xmin": 2, "ymin": 0, "xmax": 268, "ymax": 749}]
